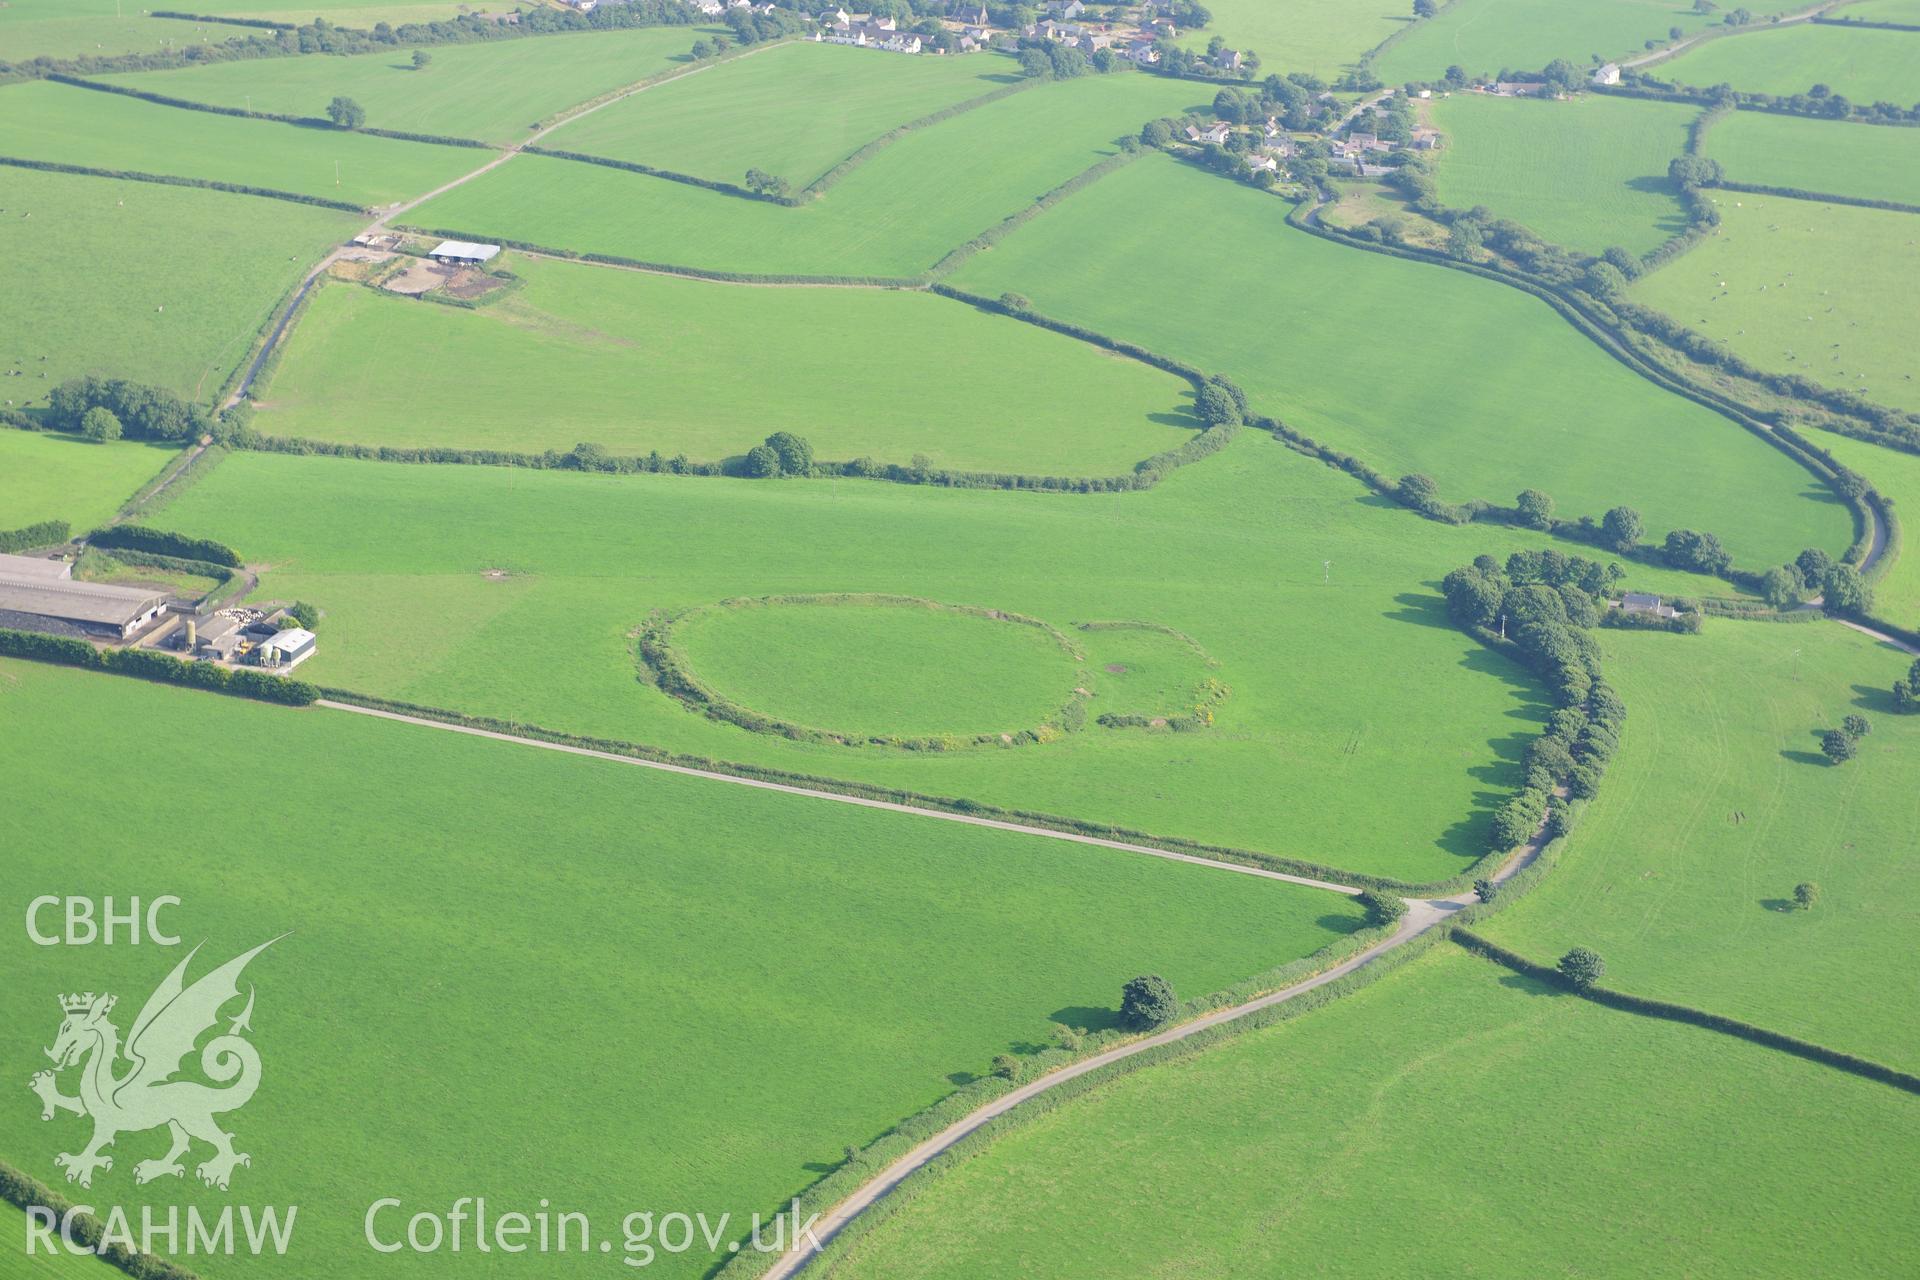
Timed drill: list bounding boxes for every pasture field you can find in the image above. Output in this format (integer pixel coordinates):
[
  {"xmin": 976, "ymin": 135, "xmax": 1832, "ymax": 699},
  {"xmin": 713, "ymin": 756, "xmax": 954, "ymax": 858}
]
[
  {"xmin": 1183, "ymin": 0, "xmax": 1402, "ymax": 76},
  {"xmin": 0, "ymin": 430, "xmax": 176, "ymax": 532},
  {"xmin": 1658, "ymin": 21, "xmax": 1920, "ymax": 101},
  {"xmin": 1705, "ymin": 110, "xmax": 1920, "ymax": 208},
  {"xmin": 0, "ymin": 658, "xmax": 1362, "ymax": 1280},
  {"xmin": 1840, "ymin": 0, "xmax": 1920, "ymax": 19},
  {"xmin": 0, "ymin": 6, "xmax": 214, "ymax": 62},
  {"xmin": 1, "ymin": 1204, "xmax": 119, "ymax": 1276},
  {"xmin": 0, "ymin": 168, "xmax": 357, "ymax": 403},
  {"xmin": 1821, "ymin": 431, "xmax": 1920, "ymax": 627},
  {"xmin": 0, "ymin": 80, "xmax": 481, "ymax": 208},
  {"xmin": 1630, "ymin": 192, "xmax": 1920, "ymax": 414},
  {"xmin": 951, "ymin": 155, "xmax": 1851, "ymax": 567},
  {"xmin": 251, "ymin": 256, "xmax": 1199, "ymax": 473},
  {"xmin": 154, "ymin": 439, "xmax": 1727, "ymax": 885},
  {"xmin": 820, "ymin": 947, "xmax": 1920, "ymax": 1279},
  {"xmin": 1428, "ymin": 92, "xmax": 1696, "ymax": 256},
  {"xmin": 552, "ymin": 41, "xmax": 1019, "ymax": 187},
  {"xmin": 1373, "ymin": 0, "xmax": 1718, "ymax": 83},
  {"xmin": 1485, "ymin": 622, "xmax": 1920, "ymax": 1067},
  {"xmin": 97, "ymin": 26, "xmax": 712, "ymax": 146},
  {"xmin": 408, "ymin": 72, "xmax": 1209, "ymax": 278},
  {"xmin": 670, "ymin": 599, "xmax": 1080, "ymax": 740}
]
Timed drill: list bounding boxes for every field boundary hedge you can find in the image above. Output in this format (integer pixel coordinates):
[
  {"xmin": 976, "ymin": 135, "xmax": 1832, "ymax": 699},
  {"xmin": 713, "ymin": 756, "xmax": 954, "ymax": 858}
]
[
  {"xmin": 0, "ymin": 520, "xmax": 69, "ymax": 554},
  {"xmin": 0, "ymin": 154, "xmax": 365, "ymax": 213},
  {"xmin": 802, "ymin": 69, "xmax": 1036, "ymax": 197},
  {"xmin": 88, "ymin": 524, "xmax": 240, "ymax": 567},
  {"xmin": 313, "ymin": 685, "xmax": 1498, "ymax": 894},
  {"xmin": 521, "ymin": 143, "xmax": 793, "ymax": 204},
  {"xmin": 1814, "ymin": 13, "xmax": 1920, "ymax": 30},
  {"xmin": 1451, "ymin": 928, "xmax": 1920, "ymax": 1093},
  {"xmin": 0, "ymin": 1160, "xmax": 200, "ymax": 1279},
  {"xmin": 387, "ymin": 224, "xmax": 920, "ymax": 287},
  {"xmin": 1708, "ymin": 177, "xmax": 1920, "ymax": 216},
  {"xmin": 0, "ymin": 628, "xmax": 318, "ymax": 705},
  {"xmin": 926, "ymin": 147, "xmax": 1143, "ymax": 280},
  {"xmin": 44, "ymin": 74, "xmax": 495, "ymax": 149},
  {"xmin": 637, "ymin": 593, "xmax": 1093, "ymax": 751}
]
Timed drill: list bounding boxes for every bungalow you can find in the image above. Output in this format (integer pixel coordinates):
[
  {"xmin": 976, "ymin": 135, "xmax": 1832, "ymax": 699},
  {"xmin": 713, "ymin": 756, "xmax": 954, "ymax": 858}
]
[{"xmin": 1620, "ymin": 593, "xmax": 1678, "ymax": 618}]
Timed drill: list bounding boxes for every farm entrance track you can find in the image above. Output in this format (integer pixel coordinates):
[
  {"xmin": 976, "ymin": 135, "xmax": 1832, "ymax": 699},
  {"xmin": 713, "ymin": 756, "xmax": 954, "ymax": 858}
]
[
  {"xmin": 312, "ymin": 699, "xmax": 1366, "ymax": 896},
  {"xmin": 1621, "ymin": 0, "xmax": 1839, "ymax": 71},
  {"xmin": 224, "ymin": 41, "xmax": 789, "ymax": 410}
]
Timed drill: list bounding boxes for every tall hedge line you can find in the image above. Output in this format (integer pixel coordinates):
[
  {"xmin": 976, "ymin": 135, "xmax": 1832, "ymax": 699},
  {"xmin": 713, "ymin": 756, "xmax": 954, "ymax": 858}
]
[
  {"xmin": 521, "ymin": 144, "xmax": 796, "ymax": 204},
  {"xmin": 0, "ymin": 628, "xmax": 318, "ymax": 705},
  {"xmin": 926, "ymin": 147, "xmax": 1143, "ymax": 280},
  {"xmin": 0, "ymin": 155, "xmax": 365, "ymax": 213},
  {"xmin": 0, "ymin": 1160, "xmax": 200, "ymax": 1280},
  {"xmin": 45, "ymin": 74, "xmax": 494, "ymax": 149},
  {"xmin": 0, "ymin": 520, "xmax": 69, "ymax": 553},
  {"xmin": 803, "ymin": 71, "xmax": 1035, "ymax": 197},
  {"xmin": 1710, "ymin": 178, "xmax": 1920, "ymax": 217},
  {"xmin": 1452, "ymin": 929, "xmax": 1920, "ymax": 1094},
  {"xmin": 89, "ymin": 525, "xmax": 241, "ymax": 568}
]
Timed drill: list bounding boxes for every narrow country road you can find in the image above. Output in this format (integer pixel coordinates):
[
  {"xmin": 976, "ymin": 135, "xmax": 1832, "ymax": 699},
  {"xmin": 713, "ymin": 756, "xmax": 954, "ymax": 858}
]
[{"xmin": 314, "ymin": 700, "xmax": 1367, "ymax": 896}]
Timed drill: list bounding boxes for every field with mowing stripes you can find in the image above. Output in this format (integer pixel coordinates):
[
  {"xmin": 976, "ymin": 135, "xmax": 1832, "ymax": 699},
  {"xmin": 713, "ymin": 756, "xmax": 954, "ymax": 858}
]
[
  {"xmin": 1485, "ymin": 622, "xmax": 1920, "ymax": 1067},
  {"xmin": 251, "ymin": 255, "xmax": 1199, "ymax": 473},
  {"xmin": 820, "ymin": 948, "xmax": 1920, "ymax": 1280},
  {"xmin": 0, "ymin": 658, "xmax": 1361, "ymax": 1280},
  {"xmin": 951, "ymin": 155, "xmax": 1851, "ymax": 567},
  {"xmin": 1183, "ymin": 0, "xmax": 1402, "ymax": 76},
  {"xmin": 1705, "ymin": 111, "xmax": 1920, "ymax": 208},
  {"xmin": 1374, "ymin": 0, "xmax": 1719, "ymax": 83},
  {"xmin": 409, "ymin": 72, "xmax": 1208, "ymax": 278},
  {"xmin": 153, "ymin": 441, "xmax": 1726, "ymax": 885},
  {"xmin": 1429, "ymin": 93, "xmax": 1697, "ymax": 255},
  {"xmin": 96, "ymin": 26, "xmax": 714, "ymax": 146},
  {"xmin": 1630, "ymin": 192, "xmax": 1920, "ymax": 414},
  {"xmin": 0, "ymin": 80, "xmax": 480, "ymax": 208},
  {"xmin": 1658, "ymin": 22, "xmax": 1920, "ymax": 101},
  {"xmin": 0, "ymin": 431, "xmax": 177, "ymax": 532},
  {"xmin": 0, "ymin": 167, "xmax": 357, "ymax": 403},
  {"xmin": 554, "ymin": 41, "xmax": 1020, "ymax": 187}
]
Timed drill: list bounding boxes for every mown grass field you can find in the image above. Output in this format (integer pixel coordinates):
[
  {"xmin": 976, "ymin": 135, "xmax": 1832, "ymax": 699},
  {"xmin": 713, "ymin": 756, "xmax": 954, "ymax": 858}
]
[
  {"xmin": 155, "ymin": 438, "xmax": 1727, "ymax": 884},
  {"xmin": 1184, "ymin": 0, "xmax": 1403, "ymax": 76},
  {"xmin": 1486, "ymin": 621, "xmax": 1920, "ymax": 1067},
  {"xmin": 1630, "ymin": 191, "xmax": 1920, "ymax": 414},
  {"xmin": 409, "ymin": 72, "xmax": 1209, "ymax": 278},
  {"xmin": 1705, "ymin": 110, "xmax": 1920, "ymax": 208},
  {"xmin": 252, "ymin": 256, "xmax": 1198, "ymax": 473},
  {"xmin": 1659, "ymin": 22, "xmax": 1920, "ymax": 101},
  {"xmin": 1, "ymin": 1204, "xmax": 120, "ymax": 1276},
  {"xmin": 0, "ymin": 168, "xmax": 356, "ymax": 403},
  {"xmin": 673, "ymin": 599, "xmax": 1080, "ymax": 739},
  {"xmin": 1821, "ymin": 431, "xmax": 1920, "ymax": 628},
  {"xmin": 1839, "ymin": 0, "xmax": 1920, "ymax": 20},
  {"xmin": 0, "ymin": 430, "xmax": 176, "ymax": 532},
  {"xmin": 553, "ymin": 41, "xmax": 1019, "ymax": 187},
  {"xmin": 951, "ymin": 155, "xmax": 1851, "ymax": 567},
  {"xmin": 820, "ymin": 947, "xmax": 1920, "ymax": 1279},
  {"xmin": 0, "ymin": 80, "xmax": 481, "ymax": 207},
  {"xmin": 96, "ymin": 26, "xmax": 711, "ymax": 146},
  {"xmin": 0, "ymin": 6, "xmax": 213, "ymax": 61},
  {"xmin": 0, "ymin": 658, "xmax": 1362, "ymax": 1280},
  {"xmin": 1429, "ymin": 92, "xmax": 1697, "ymax": 256},
  {"xmin": 1374, "ymin": 0, "xmax": 1717, "ymax": 83}
]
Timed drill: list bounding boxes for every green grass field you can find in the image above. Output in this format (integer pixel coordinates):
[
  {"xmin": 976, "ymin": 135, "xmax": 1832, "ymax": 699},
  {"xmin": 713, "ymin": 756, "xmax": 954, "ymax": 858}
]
[
  {"xmin": 1485, "ymin": 621, "xmax": 1920, "ymax": 1067},
  {"xmin": 251, "ymin": 256, "xmax": 1199, "ymax": 473},
  {"xmin": 1429, "ymin": 92, "xmax": 1697, "ymax": 255},
  {"xmin": 1, "ymin": 1204, "xmax": 123, "ymax": 1276},
  {"xmin": 0, "ymin": 7, "xmax": 217, "ymax": 62},
  {"xmin": 1839, "ymin": 0, "xmax": 1920, "ymax": 20},
  {"xmin": 552, "ymin": 41, "xmax": 1019, "ymax": 187},
  {"xmin": 0, "ymin": 80, "xmax": 482, "ymax": 208},
  {"xmin": 408, "ymin": 72, "xmax": 1209, "ymax": 278},
  {"xmin": 152, "ymin": 437, "xmax": 1728, "ymax": 885},
  {"xmin": 1706, "ymin": 110, "xmax": 1920, "ymax": 208},
  {"xmin": 0, "ymin": 430, "xmax": 176, "ymax": 531},
  {"xmin": 1659, "ymin": 22, "xmax": 1920, "ymax": 101},
  {"xmin": 0, "ymin": 658, "xmax": 1362, "ymax": 1280},
  {"xmin": 951, "ymin": 155, "xmax": 1851, "ymax": 567},
  {"xmin": 672, "ymin": 599, "xmax": 1080, "ymax": 739},
  {"xmin": 1374, "ymin": 0, "xmax": 1717, "ymax": 83},
  {"xmin": 1630, "ymin": 191, "xmax": 1920, "ymax": 414},
  {"xmin": 1822, "ymin": 431, "xmax": 1920, "ymax": 629},
  {"xmin": 1184, "ymin": 0, "xmax": 1403, "ymax": 76},
  {"xmin": 97, "ymin": 26, "xmax": 712, "ymax": 146},
  {"xmin": 0, "ymin": 168, "xmax": 357, "ymax": 403},
  {"xmin": 820, "ymin": 947, "xmax": 1920, "ymax": 1279}
]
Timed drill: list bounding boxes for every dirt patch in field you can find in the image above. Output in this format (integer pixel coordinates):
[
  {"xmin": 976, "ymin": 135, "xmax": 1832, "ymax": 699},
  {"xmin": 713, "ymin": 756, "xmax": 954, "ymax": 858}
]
[
  {"xmin": 442, "ymin": 269, "xmax": 506, "ymax": 301},
  {"xmin": 381, "ymin": 259, "xmax": 457, "ymax": 296},
  {"xmin": 1104, "ymin": 663, "xmax": 1128, "ymax": 674}
]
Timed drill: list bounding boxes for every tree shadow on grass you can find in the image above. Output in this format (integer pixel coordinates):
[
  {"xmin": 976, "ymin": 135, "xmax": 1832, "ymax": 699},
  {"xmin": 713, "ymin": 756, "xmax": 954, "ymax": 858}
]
[
  {"xmin": 1318, "ymin": 911, "xmax": 1368, "ymax": 936},
  {"xmin": 1780, "ymin": 749, "xmax": 1828, "ymax": 766},
  {"xmin": 1049, "ymin": 1005, "xmax": 1121, "ymax": 1034},
  {"xmin": 1386, "ymin": 590, "xmax": 1459, "ymax": 632},
  {"xmin": 1851, "ymin": 682, "xmax": 1901, "ymax": 714},
  {"xmin": 1759, "ymin": 897, "xmax": 1797, "ymax": 913},
  {"xmin": 1497, "ymin": 973, "xmax": 1561, "ymax": 997}
]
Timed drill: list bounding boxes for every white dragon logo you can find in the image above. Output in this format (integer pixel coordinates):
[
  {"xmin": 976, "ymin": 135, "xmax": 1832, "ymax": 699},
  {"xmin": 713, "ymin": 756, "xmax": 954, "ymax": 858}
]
[{"xmin": 28, "ymin": 937, "xmax": 284, "ymax": 1191}]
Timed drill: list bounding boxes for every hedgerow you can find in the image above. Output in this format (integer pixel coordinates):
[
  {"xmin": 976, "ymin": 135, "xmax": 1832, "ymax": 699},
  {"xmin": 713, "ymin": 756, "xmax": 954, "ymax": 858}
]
[
  {"xmin": 44, "ymin": 74, "xmax": 493, "ymax": 149},
  {"xmin": 0, "ymin": 1159, "xmax": 200, "ymax": 1279},
  {"xmin": 0, "ymin": 628, "xmax": 317, "ymax": 705},
  {"xmin": 0, "ymin": 155, "xmax": 365, "ymax": 213},
  {"xmin": 0, "ymin": 520, "xmax": 69, "ymax": 554},
  {"xmin": 88, "ymin": 525, "xmax": 241, "ymax": 568}
]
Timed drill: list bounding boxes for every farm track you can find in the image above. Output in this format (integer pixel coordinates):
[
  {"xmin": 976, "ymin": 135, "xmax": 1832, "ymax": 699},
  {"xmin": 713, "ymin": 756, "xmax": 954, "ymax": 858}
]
[
  {"xmin": 1621, "ymin": 0, "xmax": 1837, "ymax": 71},
  {"xmin": 312, "ymin": 699, "xmax": 1367, "ymax": 896}
]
